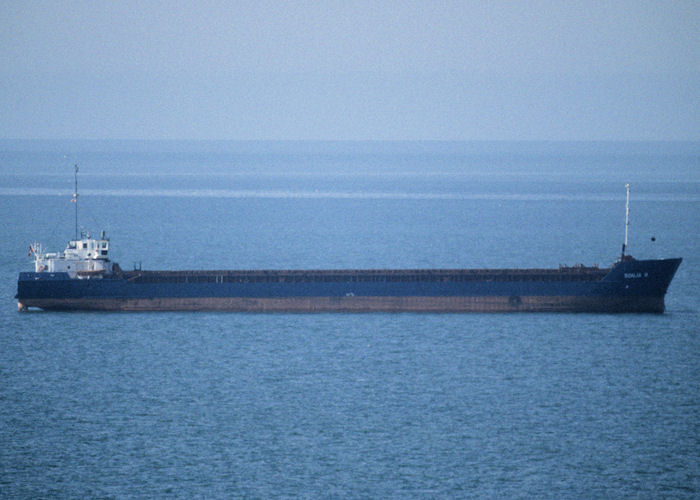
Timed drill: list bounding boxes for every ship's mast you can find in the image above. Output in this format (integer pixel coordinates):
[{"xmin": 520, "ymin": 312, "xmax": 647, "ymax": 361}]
[
  {"xmin": 73, "ymin": 164, "xmax": 79, "ymax": 240},
  {"xmin": 621, "ymin": 183, "xmax": 630, "ymax": 260}
]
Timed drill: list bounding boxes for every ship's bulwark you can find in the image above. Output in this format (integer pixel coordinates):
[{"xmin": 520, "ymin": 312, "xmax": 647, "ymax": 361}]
[{"xmin": 17, "ymin": 258, "xmax": 682, "ymax": 313}]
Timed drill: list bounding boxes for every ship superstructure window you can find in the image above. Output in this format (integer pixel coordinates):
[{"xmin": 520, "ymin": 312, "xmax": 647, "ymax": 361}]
[{"xmin": 83, "ymin": 243, "xmax": 88, "ymax": 249}]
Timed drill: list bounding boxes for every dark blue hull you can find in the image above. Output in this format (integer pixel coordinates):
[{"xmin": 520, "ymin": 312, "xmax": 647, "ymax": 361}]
[{"xmin": 17, "ymin": 258, "xmax": 682, "ymax": 312}]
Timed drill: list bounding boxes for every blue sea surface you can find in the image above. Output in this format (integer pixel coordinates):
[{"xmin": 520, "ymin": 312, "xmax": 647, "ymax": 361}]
[{"xmin": 1, "ymin": 141, "xmax": 699, "ymax": 497}]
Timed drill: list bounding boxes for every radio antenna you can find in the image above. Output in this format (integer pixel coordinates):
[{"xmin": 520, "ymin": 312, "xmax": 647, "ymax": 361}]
[
  {"xmin": 72, "ymin": 164, "xmax": 79, "ymax": 240},
  {"xmin": 621, "ymin": 183, "xmax": 630, "ymax": 260}
]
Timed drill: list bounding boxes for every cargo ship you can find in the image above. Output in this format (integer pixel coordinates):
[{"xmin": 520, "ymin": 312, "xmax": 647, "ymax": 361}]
[{"xmin": 16, "ymin": 176, "xmax": 681, "ymax": 313}]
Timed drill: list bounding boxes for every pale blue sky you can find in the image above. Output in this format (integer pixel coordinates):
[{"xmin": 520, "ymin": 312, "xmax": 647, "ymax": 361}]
[{"xmin": 1, "ymin": 1, "xmax": 698, "ymax": 140}]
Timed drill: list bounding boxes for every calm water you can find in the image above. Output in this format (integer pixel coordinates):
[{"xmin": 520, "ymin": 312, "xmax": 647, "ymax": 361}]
[{"xmin": 1, "ymin": 141, "xmax": 699, "ymax": 497}]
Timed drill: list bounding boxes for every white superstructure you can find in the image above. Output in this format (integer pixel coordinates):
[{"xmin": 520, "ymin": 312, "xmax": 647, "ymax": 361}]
[{"xmin": 31, "ymin": 230, "xmax": 113, "ymax": 279}]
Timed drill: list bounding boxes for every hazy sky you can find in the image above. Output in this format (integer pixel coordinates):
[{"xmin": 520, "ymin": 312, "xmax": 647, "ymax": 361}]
[{"xmin": 2, "ymin": 1, "xmax": 698, "ymax": 140}]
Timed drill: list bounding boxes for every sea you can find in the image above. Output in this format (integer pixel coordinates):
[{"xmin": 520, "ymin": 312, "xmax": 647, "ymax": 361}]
[{"xmin": 1, "ymin": 140, "xmax": 698, "ymax": 498}]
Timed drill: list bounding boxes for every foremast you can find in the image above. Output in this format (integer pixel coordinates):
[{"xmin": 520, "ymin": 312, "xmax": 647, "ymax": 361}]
[{"xmin": 620, "ymin": 183, "xmax": 632, "ymax": 261}]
